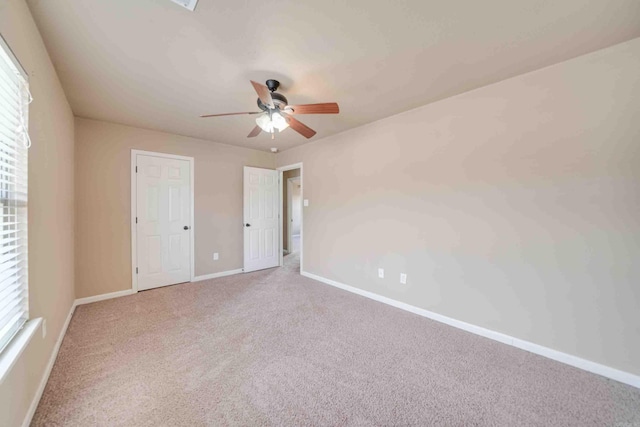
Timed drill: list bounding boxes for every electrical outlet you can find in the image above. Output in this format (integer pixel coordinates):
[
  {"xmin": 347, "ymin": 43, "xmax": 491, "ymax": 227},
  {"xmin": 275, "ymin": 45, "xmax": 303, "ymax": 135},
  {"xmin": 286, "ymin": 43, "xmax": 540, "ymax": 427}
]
[
  {"xmin": 400, "ymin": 273, "xmax": 407, "ymax": 284},
  {"xmin": 378, "ymin": 268, "xmax": 384, "ymax": 279},
  {"xmin": 42, "ymin": 319, "xmax": 47, "ymax": 338},
  {"xmin": 213, "ymin": 252, "xmax": 219, "ymax": 261},
  {"xmin": 303, "ymin": 199, "xmax": 309, "ymax": 207}
]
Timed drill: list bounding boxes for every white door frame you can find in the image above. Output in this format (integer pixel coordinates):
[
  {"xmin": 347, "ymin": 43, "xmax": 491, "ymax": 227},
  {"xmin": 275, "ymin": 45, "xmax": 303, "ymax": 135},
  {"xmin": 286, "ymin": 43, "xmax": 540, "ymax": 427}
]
[
  {"xmin": 131, "ymin": 149, "xmax": 195, "ymax": 292},
  {"xmin": 277, "ymin": 162, "xmax": 303, "ymax": 270}
]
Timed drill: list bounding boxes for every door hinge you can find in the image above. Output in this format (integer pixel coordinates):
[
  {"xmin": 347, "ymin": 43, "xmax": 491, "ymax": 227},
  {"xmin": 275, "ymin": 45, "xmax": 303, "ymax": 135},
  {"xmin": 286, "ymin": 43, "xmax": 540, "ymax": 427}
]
[
  {"xmin": 136, "ymin": 217, "xmax": 138, "ymax": 224},
  {"xmin": 136, "ymin": 267, "xmax": 138, "ymax": 274},
  {"xmin": 135, "ymin": 166, "xmax": 138, "ymax": 173}
]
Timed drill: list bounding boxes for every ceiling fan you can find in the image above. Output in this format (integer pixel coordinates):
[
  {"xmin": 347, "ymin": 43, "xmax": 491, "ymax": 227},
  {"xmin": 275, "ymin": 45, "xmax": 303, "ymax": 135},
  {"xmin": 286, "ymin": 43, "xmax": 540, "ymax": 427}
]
[{"xmin": 200, "ymin": 79, "xmax": 339, "ymax": 139}]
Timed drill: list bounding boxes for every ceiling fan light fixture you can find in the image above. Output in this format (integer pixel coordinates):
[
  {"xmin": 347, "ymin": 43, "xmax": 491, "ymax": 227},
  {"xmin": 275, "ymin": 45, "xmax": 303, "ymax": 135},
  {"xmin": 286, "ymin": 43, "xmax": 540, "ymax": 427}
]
[
  {"xmin": 272, "ymin": 112, "xmax": 289, "ymax": 131},
  {"xmin": 255, "ymin": 111, "xmax": 289, "ymax": 133}
]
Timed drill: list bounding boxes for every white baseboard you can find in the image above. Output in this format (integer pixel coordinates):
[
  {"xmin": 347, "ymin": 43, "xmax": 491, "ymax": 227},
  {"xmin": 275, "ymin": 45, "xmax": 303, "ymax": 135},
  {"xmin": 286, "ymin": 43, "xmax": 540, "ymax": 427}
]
[
  {"xmin": 75, "ymin": 289, "xmax": 136, "ymax": 306},
  {"xmin": 301, "ymin": 271, "xmax": 640, "ymax": 389},
  {"xmin": 192, "ymin": 268, "xmax": 243, "ymax": 282},
  {"xmin": 75, "ymin": 269, "xmax": 246, "ymax": 306},
  {"xmin": 19, "ymin": 271, "xmax": 248, "ymax": 426},
  {"xmin": 22, "ymin": 302, "xmax": 75, "ymax": 427},
  {"xmin": 22, "ymin": 288, "xmax": 136, "ymax": 426}
]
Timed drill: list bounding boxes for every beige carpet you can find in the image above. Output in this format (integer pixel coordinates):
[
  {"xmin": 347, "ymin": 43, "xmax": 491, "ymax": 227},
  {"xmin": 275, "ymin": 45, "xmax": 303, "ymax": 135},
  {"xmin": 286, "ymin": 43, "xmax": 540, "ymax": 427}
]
[{"xmin": 33, "ymin": 253, "xmax": 640, "ymax": 426}]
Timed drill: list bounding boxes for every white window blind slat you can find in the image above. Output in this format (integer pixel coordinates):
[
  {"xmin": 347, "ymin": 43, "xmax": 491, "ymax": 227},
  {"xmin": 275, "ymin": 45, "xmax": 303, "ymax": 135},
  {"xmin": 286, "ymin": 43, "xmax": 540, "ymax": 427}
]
[
  {"xmin": 0, "ymin": 76, "xmax": 21, "ymax": 100},
  {"xmin": 0, "ymin": 73, "xmax": 19, "ymax": 96},
  {"xmin": 0, "ymin": 54, "xmax": 21, "ymax": 82},
  {"xmin": 0, "ymin": 94, "xmax": 22, "ymax": 119},
  {"xmin": 0, "ymin": 282, "xmax": 22, "ymax": 301},
  {"xmin": 0, "ymin": 288, "xmax": 25, "ymax": 313},
  {"xmin": 0, "ymin": 85, "xmax": 21, "ymax": 113},
  {"xmin": 0, "ymin": 69, "xmax": 20, "ymax": 90},
  {"xmin": 0, "ymin": 306, "xmax": 24, "ymax": 336},
  {"xmin": 0, "ymin": 273, "xmax": 22, "ymax": 293},
  {"xmin": 0, "ymin": 38, "xmax": 29, "ymax": 354},
  {"xmin": 0, "ymin": 259, "xmax": 21, "ymax": 273},
  {"xmin": 0, "ymin": 70, "xmax": 20, "ymax": 91},
  {"xmin": 0, "ymin": 252, "xmax": 20, "ymax": 265},
  {"xmin": 0, "ymin": 312, "xmax": 23, "ymax": 348},
  {"xmin": 0, "ymin": 243, "xmax": 21, "ymax": 253},
  {"xmin": 0, "ymin": 268, "xmax": 20, "ymax": 286},
  {"xmin": 0, "ymin": 104, "xmax": 21, "ymax": 129},
  {"xmin": 0, "ymin": 287, "xmax": 26, "ymax": 309},
  {"xmin": 0, "ymin": 134, "xmax": 19, "ymax": 153}
]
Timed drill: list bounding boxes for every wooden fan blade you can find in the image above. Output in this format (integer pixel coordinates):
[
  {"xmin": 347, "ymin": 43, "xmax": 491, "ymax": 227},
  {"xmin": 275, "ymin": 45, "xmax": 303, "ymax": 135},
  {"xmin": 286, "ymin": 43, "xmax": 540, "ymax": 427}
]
[
  {"xmin": 247, "ymin": 125, "xmax": 262, "ymax": 138},
  {"xmin": 250, "ymin": 80, "xmax": 274, "ymax": 108},
  {"xmin": 286, "ymin": 103, "xmax": 339, "ymax": 115},
  {"xmin": 200, "ymin": 112, "xmax": 261, "ymax": 118},
  {"xmin": 284, "ymin": 115, "xmax": 316, "ymax": 139}
]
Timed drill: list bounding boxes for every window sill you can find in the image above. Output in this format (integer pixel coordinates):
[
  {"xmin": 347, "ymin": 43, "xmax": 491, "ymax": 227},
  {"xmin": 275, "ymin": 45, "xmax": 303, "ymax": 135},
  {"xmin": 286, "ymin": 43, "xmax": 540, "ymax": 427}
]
[{"xmin": 0, "ymin": 318, "xmax": 42, "ymax": 384}]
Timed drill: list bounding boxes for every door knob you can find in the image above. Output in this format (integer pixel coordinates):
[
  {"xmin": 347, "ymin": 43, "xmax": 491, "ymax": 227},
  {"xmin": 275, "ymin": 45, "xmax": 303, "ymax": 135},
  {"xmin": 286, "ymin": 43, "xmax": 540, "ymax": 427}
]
[
  {"xmin": 245, "ymin": 223, "xmax": 251, "ymax": 227},
  {"xmin": 183, "ymin": 226, "xmax": 190, "ymax": 230}
]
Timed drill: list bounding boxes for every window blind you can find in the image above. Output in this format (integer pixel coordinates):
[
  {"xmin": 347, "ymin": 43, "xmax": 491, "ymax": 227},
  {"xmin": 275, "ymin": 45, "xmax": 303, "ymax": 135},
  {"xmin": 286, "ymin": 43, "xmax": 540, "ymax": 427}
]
[{"xmin": 0, "ymin": 38, "xmax": 30, "ymax": 353}]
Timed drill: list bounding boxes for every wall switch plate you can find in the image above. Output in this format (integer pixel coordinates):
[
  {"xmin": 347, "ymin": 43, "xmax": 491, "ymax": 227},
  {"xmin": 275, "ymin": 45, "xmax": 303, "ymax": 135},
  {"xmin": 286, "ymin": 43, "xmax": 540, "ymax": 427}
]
[
  {"xmin": 42, "ymin": 319, "xmax": 47, "ymax": 338},
  {"xmin": 213, "ymin": 252, "xmax": 219, "ymax": 261},
  {"xmin": 400, "ymin": 273, "xmax": 407, "ymax": 284},
  {"xmin": 303, "ymin": 199, "xmax": 309, "ymax": 207},
  {"xmin": 378, "ymin": 268, "xmax": 384, "ymax": 279}
]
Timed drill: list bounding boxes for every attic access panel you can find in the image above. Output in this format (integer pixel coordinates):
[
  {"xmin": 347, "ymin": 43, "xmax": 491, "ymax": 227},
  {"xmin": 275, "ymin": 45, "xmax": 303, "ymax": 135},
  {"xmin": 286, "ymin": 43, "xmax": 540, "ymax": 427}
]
[{"xmin": 169, "ymin": 0, "xmax": 198, "ymax": 11}]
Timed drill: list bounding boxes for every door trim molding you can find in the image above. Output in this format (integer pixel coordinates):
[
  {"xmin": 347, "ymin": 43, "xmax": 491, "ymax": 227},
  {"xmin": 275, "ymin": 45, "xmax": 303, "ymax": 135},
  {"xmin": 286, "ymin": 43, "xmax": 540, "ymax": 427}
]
[
  {"xmin": 277, "ymin": 163, "xmax": 303, "ymax": 271},
  {"xmin": 131, "ymin": 150, "xmax": 195, "ymax": 293}
]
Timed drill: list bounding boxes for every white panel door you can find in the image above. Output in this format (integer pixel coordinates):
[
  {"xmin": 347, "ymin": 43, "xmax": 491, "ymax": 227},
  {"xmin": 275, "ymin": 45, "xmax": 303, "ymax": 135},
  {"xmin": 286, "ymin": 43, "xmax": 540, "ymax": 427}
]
[
  {"xmin": 136, "ymin": 154, "xmax": 191, "ymax": 290},
  {"xmin": 244, "ymin": 167, "xmax": 279, "ymax": 272}
]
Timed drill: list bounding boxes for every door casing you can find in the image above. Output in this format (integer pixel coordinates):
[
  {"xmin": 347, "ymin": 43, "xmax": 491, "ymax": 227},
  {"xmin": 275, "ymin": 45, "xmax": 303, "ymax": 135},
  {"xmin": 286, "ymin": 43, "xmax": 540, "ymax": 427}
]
[{"xmin": 277, "ymin": 163, "xmax": 303, "ymax": 270}]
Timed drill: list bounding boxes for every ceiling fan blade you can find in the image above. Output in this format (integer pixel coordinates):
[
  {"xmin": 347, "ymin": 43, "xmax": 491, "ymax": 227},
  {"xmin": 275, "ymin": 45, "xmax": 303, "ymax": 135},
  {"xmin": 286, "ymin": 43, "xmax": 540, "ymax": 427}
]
[
  {"xmin": 286, "ymin": 103, "xmax": 339, "ymax": 115},
  {"xmin": 284, "ymin": 115, "xmax": 317, "ymax": 139},
  {"xmin": 247, "ymin": 125, "xmax": 262, "ymax": 138},
  {"xmin": 250, "ymin": 80, "xmax": 274, "ymax": 108},
  {"xmin": 200, "ymin": 112, "xmax": 261, "ymax": 118}
]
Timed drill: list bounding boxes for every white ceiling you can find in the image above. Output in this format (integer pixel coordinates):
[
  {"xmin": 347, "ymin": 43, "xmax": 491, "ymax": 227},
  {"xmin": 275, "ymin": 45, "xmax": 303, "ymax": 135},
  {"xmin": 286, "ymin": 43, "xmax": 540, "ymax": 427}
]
[{"xmin": 27, "ymin": 0, "xmax": 640, "ymax": 152}]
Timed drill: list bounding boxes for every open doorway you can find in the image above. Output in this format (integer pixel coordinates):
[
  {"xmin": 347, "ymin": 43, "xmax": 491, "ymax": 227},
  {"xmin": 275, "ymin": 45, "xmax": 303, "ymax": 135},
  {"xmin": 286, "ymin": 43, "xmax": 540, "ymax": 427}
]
[
  {"xmin": 278, "ymin": 163, "xmax": 303, "ymax": 272},
  {"xmin": 286, "ymin": 175, "xmax": 301, "ymax": 254}
]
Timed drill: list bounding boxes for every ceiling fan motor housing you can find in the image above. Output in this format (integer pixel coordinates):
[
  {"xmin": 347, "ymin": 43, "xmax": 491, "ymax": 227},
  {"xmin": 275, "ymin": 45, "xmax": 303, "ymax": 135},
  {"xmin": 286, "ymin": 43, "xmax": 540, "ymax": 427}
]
[{"xmin": 257, "ymin": 92, "xmax": 288, "ymax": 111}]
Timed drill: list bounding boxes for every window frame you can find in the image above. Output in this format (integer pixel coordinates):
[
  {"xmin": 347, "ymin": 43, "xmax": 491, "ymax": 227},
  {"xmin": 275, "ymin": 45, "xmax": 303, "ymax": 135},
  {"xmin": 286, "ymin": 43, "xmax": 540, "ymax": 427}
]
[{"xmin": 0, "ymin": 33, "xmax": 39, "ymax": 383}]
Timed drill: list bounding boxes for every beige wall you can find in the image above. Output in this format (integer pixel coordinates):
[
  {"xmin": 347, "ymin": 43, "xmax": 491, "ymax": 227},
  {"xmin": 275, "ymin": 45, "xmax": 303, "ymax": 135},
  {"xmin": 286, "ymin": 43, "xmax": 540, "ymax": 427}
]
[
  {"xmin": 277, "ymin": 38, "xmax": 640, "ymax": 376},
  {"xmin": 75, "ymin": 118, "xmax": 274, "ymax": 298},
  {"xmin": 282, "ymin": 168, "xmax": 301, "ymax": 252},
  {"xmin": 0, "ymin": 0, "xmax": 76, "ymax": 425}
]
